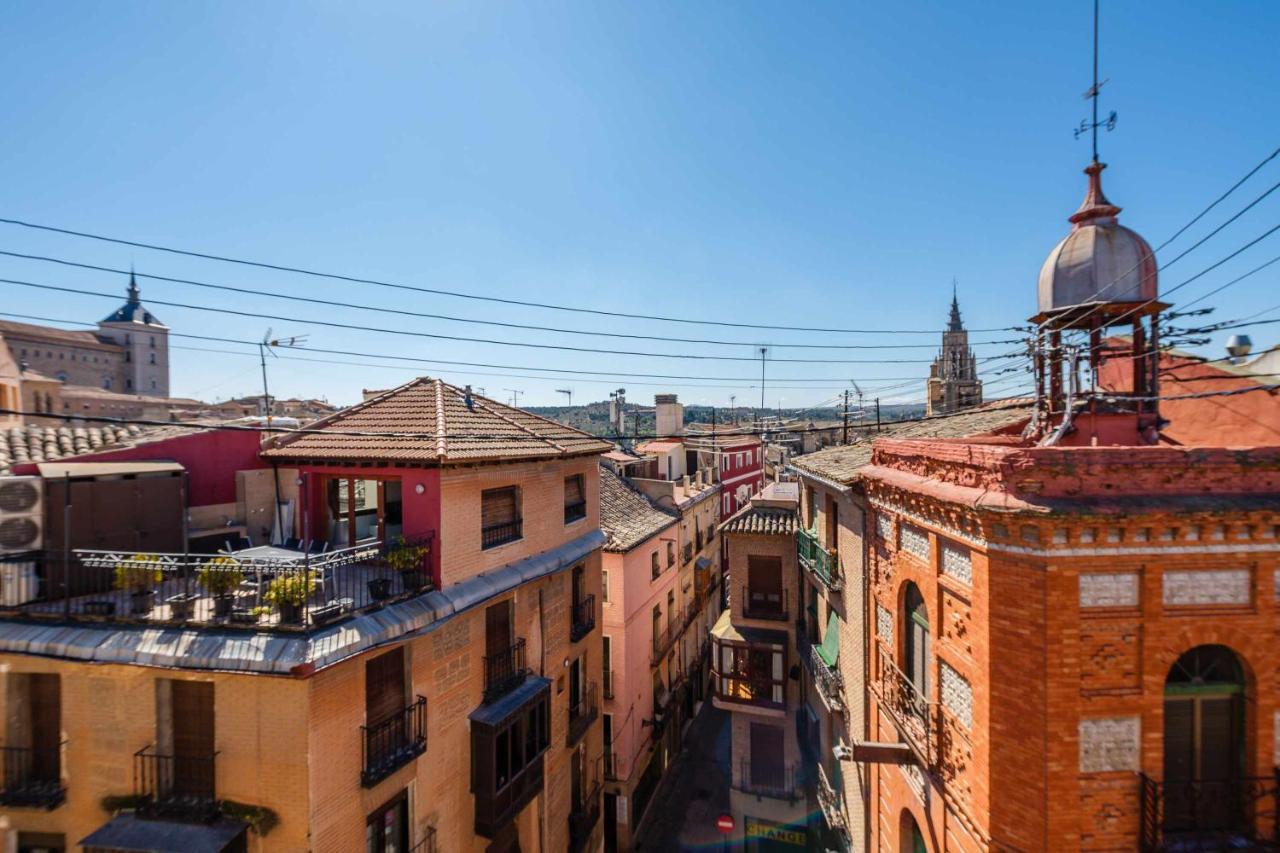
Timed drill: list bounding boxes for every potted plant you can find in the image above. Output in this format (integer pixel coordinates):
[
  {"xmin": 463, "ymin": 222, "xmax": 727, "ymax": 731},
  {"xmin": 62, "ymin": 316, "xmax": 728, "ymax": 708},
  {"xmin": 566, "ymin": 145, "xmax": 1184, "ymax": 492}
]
[
  {"xmin": 114, "ymin": 556, "xmax": 163, "ymax": 616},
  {"xmin": 386, "ymin": 537, "xmax": 430, "ymax": 593},
  {"xmin": 199, "ymin": 557, "xmax": 245, "ymax": 618},
  {"xmin": 264, "ymin": 572, "xmax": 316, "ymax": 624}
]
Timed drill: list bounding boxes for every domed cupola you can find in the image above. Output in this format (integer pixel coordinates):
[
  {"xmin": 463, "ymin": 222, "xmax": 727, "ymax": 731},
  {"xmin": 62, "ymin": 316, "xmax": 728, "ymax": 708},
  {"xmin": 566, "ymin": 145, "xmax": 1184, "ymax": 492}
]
[{"xmin": 1036, "ymin": 161, "xmax": 1157, "ymax": 317}]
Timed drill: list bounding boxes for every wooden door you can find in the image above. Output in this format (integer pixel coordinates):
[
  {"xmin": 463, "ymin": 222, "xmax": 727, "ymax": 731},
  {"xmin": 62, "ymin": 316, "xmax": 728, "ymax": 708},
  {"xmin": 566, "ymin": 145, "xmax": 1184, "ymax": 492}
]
[
  {"xmin": 486, "ymin": 602, "xmax": 512, "ymax": 658},
  {"xmin": 171, "ymin": 681, "xmax": 214, "ymax": 799},
  {"xmin": 749, "ymin": 723, "xmax": 783, "ymax": 787},
  {"xmin": 1163, "ymin": 693, "xmax": 1242, "ymax": 832},
  {"xmin": 366, "ymin": 648, "xmax": 406, "ymax": 726}
]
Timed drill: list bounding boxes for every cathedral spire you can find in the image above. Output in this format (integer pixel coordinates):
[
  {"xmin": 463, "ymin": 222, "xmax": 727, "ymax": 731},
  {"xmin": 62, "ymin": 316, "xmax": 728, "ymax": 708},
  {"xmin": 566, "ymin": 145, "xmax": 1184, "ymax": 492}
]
[{"xmin": 947, "ymin": 280, "xmax": 964, "ymax": 332}]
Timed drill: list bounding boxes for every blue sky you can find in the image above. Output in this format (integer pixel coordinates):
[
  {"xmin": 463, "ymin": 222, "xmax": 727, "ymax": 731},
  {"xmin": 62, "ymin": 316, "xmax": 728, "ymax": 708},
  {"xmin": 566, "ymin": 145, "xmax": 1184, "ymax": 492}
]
[{"xmin": 2, "ymin": 1, "xmax": 1278, "ymax": 410}]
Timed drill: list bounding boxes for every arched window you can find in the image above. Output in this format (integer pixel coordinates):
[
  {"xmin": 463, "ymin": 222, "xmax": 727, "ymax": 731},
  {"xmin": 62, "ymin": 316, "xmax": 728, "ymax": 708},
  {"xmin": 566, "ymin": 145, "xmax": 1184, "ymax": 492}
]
[
  {"xmin": 903, "ymin": 582, "xmax": 929, "ymax": 703},
  {"xmin": 900, "ymin": 810, "xmax": 928, "ymax": 853},
  {"xmin": 1162, "ymin": 644, "xmax": 1245, "ymax": 834}
]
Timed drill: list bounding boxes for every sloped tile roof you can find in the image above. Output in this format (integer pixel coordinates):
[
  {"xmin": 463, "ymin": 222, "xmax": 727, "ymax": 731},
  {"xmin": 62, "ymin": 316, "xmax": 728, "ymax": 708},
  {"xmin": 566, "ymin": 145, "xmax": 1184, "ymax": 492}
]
[
  {"xmin": 0, "ymin": 423, "xmax": 155, "ymax": 475},
  {"xmin": 721, "ymin": 503, "xmax": 798, "ymax": 536},
  {"xmin": 261, "ymin": 377, "xmax": 613, "ymax": 464},
  {"xmin": 0, "ymin": 319, "xmax": 117, "ymax": 351},
  {"xmin": 599, "ymin": 464, "xmax": 677, "ymax": 552},
  {"xmin": 790, "ymin": 402, "xmax": 1032, "ymax": 486}
]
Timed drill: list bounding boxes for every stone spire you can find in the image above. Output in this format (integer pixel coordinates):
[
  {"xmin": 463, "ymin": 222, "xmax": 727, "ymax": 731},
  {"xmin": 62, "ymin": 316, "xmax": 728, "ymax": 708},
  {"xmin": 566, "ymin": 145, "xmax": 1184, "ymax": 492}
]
[{"xmin": 948, "ymin": 279, "xmax": 964, "ymax": 332}]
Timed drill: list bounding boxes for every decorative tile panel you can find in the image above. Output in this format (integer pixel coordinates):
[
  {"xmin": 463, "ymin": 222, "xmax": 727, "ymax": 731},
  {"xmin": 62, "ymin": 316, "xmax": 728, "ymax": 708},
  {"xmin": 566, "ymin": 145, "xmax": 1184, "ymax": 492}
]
[
  {"xmin": 1162, "ymin": 569, "xmax": 1250, "ymax": 606},
  {"xmin": 876, "ymin": 513, "xmax": 893, "ymax": 541},
  {"xmin": 899, "ymin": 523, "xmax": 929, "ymax": 560},
  {"xmin": 939, "ymin": 661, "xmax": 973, "ymax": 729},
  {"xmin": 1078, "ymin": 717, "xmax": 1139, "ymax": 773},
  {"xmin": 1079, "ymin": 573, "xmax": 1139, "ymax": 609},
  {"xmin": 877, "ymin": 603, "xmax": 893, "ymax": 643},
  {"xmin": 940, "ymin": 543, "xmax": 973, "ymax": 585}
]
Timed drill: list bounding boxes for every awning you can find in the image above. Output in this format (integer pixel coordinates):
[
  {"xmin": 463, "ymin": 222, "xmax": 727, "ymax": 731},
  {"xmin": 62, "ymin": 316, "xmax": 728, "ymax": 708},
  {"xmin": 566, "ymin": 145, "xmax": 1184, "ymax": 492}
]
[
  {"xmin": 695, "ymin": 556, "xmax": 712, "ymax": 571},
  {"xmin": 816, "ymin": 611, "xmax": 840, "ymax": 668},
  {"xmin": 81, "ymin": 813, "xmax": 247, "ymax": 852}
]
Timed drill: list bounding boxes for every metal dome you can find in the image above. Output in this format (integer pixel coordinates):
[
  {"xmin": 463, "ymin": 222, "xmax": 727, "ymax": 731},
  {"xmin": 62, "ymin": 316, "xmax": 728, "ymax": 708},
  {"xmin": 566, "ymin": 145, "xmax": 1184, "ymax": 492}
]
[{"xmin": 1037, "ymin": 162, "xmax": 1157, "ymax": 315}]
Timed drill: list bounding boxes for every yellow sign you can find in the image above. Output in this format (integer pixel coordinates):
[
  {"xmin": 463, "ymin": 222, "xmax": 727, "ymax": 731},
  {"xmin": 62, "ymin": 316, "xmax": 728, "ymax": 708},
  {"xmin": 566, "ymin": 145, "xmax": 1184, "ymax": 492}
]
[{"xmin": 744, "ymin": 817, "xmax": 806, "ymax": 846}]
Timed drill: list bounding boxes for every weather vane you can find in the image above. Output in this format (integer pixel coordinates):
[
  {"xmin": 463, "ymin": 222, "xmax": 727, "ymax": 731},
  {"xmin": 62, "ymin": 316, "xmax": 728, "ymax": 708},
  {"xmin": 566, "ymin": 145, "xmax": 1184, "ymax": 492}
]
[{"xmin": 1073, "ymin": 0, "xmax": 1118, "ymax": 161}]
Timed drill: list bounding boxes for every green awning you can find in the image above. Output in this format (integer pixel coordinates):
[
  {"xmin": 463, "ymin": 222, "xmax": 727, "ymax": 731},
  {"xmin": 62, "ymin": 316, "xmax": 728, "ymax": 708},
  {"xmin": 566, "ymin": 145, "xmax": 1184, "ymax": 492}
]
[{"xmin": 816, "ymin": 611, "xmax": 840, "ymax": 668}]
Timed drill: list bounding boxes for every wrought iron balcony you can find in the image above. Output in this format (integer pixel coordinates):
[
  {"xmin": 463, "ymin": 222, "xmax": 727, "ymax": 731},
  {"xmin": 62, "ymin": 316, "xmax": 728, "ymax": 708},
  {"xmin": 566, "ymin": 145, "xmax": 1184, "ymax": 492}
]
[
  {"xmin": 1139, "ymin": 770, "xmax": 1280, "ymax": 851},
  {"xmin": 133, "ymin": 745, "xmax": 219, "ymax": 822},
  {"xmin": 872, "ymin": 647, "xmax": 933, "ymax": 765},
  {"xmin": 567, "ymin": 683, "xmax": 599, "ymax": 747},
  {"xmin": 483, "ymin": 638, "xmax": 530, "ymax": 704},
  {"xmin": 481, "ymin": 519, "xmax": 523, "ymax": 550},
  {"xmin": 603, "ymin": 751, "xmax": 619, "ymax": 781},
  {"xmin": 809, "ymin": 645, "xmax": 845, "ymax": 714},
  {"xmin": 361, "ymin": 696, "xmax": 427, "ymax": 788},
  {"xmin": 735, "ymin": 760, "xmax": 800, "ymax": 801},
  {"xmin": 797, "ymin": 528, "xmax": 842, "ymax": 591},
  {"xmin": 816, "ymin": 761, "xmax": 847, "ymax": 835},
  {"xmin": 408, "ymin": 827, "xmax": 438, "ymax": 853},
  {"xmin": 569, "ymin": 773, "xmax": 603, "ymax": 853},
  {"xmin": 682, "ymin": 542, "xmax": 694, "ymax": 565},
  {"xmin": 570, "ymin": 594, "xmax": 595, "ymax": 643},
  {"xmin": 0, "ymin": 745, "xmax": 65, "ymax": 809},
  {"xmin": 651, "ymin": 620, "xmax": 680, "ymax": 666}
]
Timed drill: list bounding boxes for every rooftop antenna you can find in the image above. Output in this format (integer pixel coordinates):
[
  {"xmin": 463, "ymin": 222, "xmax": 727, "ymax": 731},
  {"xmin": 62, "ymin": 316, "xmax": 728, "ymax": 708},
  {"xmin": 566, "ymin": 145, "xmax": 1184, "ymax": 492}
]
[
  {"xmin": 258, "ymin": 329, "xmax": 308, "ymax": 545},
  {"xmin": 1073, "ymin": 0, "xmax": 1117, "ymax": 161},
  {"xmin": 504, "ymin": 388, "xmax": 523, "ymax": 408},
  {"xmin": 555, "ymin": 388, "xmax": 573, "ymax": 408},
  {"xmin": 758, "ymin": 347, "xmax": 769, "ymax": 412}
]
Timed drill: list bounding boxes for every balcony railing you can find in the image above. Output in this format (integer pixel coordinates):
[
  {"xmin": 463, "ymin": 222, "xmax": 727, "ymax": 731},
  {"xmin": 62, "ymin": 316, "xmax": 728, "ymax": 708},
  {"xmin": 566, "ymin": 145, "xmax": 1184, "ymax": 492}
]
[
  {"xmin": 483, "ymin": 638, "xmax": 530, "ymax": 704},
  {"xmin": 361, "ymin": 696, "xmax": 427, "ymax": 788},
  {"xmin": 872, "ymin": 647, "xmax": 933, "ymax": 765},
  {"xmin": 743, "ymin": 588, "xmax": 788, "ymax": 621},
  {"xmin": 569, "ymin": 773, "xmax": 603, "ymax": 853},
  {"xmin": 1139, "ymin": 770, "xmax": 1280, "ymax": 851},
  {"xmin": 603, "ymin": 751, "xmax": 619, "ymax": 781},
  {"xmin": 652, "ymin": 621, "xmax": 680, "ymax": 666},
  {"xmin": 809, "ymin": 645, "xmax": 845, "ymax": 714},
  {"xmin": 713, "ymin": 668, "xmax": 786, "ymax": 711},
  {"xmin": 5, "ymin": 534, "xmax": 436, "ymax": 633},
  {"xmin": 564, "ymin": 500, "xmax": 587, "ymax": 524},
  {"xmin": 696, "ymin": 529, "xmax": 704, "ymax": 552},
  {"xmin": 482, "ymin": 519, "xmax": 523, "ymax": 550},
  {"xmin": 603, "ymin": 669, "xmax": 615, "ymax": 700},
  {"xmin": 570, "ymin": 594, "xmax": 596, "ymax": 643},
  {"xmin": 682, "ymin": 543, "xmax": 694, "ymax": 565},
  {"xmin": 567, "ymin": 683, "xmax": 599, "ymax": 747},
  {"xmin": 408, "ymin": 827, "xmax": 438, "ymax": 853},
  {"xmin": 816, "ymin": 761, "xmax": 847, "ymax": 834},
  {"xmin": 735, "ymin": 760, "xmax": 800, "ymax": 801},
  {"xmin": 797, "ymin": 528, "xmax": 843, "ymax": 591},
  {"xmin": 0, "ymin": 745, "xmax": 65, "ymax": 809},
  {"xmin": 134, "ymin": 745, "xmax": 219, "ymax": 821}
]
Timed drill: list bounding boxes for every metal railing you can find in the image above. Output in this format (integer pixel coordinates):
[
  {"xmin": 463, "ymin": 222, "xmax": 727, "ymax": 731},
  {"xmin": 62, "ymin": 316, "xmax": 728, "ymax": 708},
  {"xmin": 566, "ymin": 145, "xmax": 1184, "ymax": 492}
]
[
  {"xmin": 134, "ymin": 745, "xmax": 219, "ymax": 821},
  {"xmin": 5, "ymin": 533, "xmax": 435, "ymax": 633},
  {"xmin": 0, "ymin": 745, "xmax": 65, "ymax": 809},
  {"xmin": 873, "ymin": 647, "xmax": 932, "ymax": 764},
  {"xmin": 570, "ymin": 594, "xmax": 595, "ymax": 642},
  {"xmin": 408, "ymin": 827, "xmax": 438, "ymax": 853},
  {"xmin": 361, "ymin": 696, "xmax": 427, "ymax": 788},
  {"xmin": 682, "ymin": 542, "xmax": 694, "ymax": 565},
  {"xmin": 564, "ymin": 500, "xmax": 587, "ymax": 524},
  {"xmin": 651, "ymin": 620, "xmax": 680, "ymax": 666},
  {"xmin": 567, "ymin": 683, "xmax": 599, "ymax": 747},
  {"xmin": 797, "ymin": 528, "xmax": 843, "ymax": 591},
  {"xmin": 816, "ymin": 761, "xmax": 847, "ymax": 834},
  {"xmin": 569, "ymin": 772, "xmax": 603, "ymax": 853},
  {"xmin": 483, "ymin": 638, "xmax": 530, "ymax": 703},
  {"xmin": 743, "ymin": 588, "xmax": 788, "ymax": 621},
  {"xmin": 809, "ymin": 645, "xmax": 845, "ymax": 713},
  {"xmin": 735, "ymin": 760, "xmax": 800, "ymax": 801},
  {"xmin": 482, "ymin": 519, "xmax": 523, "ymax": 549},
  {"xmin": 1139, "ymin": 770, "xmax": 1280, "ymax": 851}
]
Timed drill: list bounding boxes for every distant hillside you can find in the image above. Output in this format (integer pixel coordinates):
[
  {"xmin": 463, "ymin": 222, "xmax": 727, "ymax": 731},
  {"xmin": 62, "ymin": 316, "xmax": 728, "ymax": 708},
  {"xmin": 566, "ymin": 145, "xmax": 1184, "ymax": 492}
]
[{"xmin": 526, "ymin": 401, "xmax": 927, "ymax": 438}]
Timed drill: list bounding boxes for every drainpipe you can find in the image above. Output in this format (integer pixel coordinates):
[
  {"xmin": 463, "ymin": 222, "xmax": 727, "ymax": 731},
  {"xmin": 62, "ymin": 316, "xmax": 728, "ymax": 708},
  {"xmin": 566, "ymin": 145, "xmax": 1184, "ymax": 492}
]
[{"xmin": 861, "ymin": 493, "xmax": 872, "ymax": 853}]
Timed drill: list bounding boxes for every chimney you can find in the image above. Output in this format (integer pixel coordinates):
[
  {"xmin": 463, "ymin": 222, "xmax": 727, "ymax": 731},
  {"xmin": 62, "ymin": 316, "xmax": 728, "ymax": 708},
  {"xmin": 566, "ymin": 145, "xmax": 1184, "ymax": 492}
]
[
  {"xmin": 655, "ymin": 393, "xmax": 683, "ymax": 437},
  {"xmin": 464, "ymin": 385, "xmax": 475, "ymax": 411},
  {"xmin": 682, "ymin": 474, "xmax": 691, "ymax": 490},
  {"xmin": 695, "ymin": 468, "xmax": 704, "ymax": 489}
]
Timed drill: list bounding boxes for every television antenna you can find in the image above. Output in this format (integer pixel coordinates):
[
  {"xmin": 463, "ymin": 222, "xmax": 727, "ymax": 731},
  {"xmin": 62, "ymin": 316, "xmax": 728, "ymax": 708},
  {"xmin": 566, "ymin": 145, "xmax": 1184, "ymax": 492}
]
[
  {"xmin": 258, "ymin": 328, "xmax": 308, "ymax": 545},
  {"xmin": 504, "ymin": 388, "xmax": 524, "ymax": 408},
  {"xmin": 556, "ymin": 388, "xmax": 573, "ymax": 408}
]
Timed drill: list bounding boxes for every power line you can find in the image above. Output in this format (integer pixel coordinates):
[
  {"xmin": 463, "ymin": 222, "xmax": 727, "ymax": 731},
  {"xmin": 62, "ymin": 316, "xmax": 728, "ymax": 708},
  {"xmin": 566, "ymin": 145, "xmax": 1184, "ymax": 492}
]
[
  {"xmin": 0, "ymin": 249, "xmax": 1022, "ymax": 352},
  {"xmin": 0, "ymin": 216, "xmax": 1020, "ymax": 334},
  {"xmin": 0, "ymin": 276, "xmax": 1029, "ymax": 366}
]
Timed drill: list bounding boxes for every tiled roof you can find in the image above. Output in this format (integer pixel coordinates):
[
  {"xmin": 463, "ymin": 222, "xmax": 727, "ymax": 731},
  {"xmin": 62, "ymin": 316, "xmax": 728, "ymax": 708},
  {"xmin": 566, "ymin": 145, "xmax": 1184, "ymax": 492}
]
[
  {"xmin": 0, "ymin": 319, "xmax": 118, "ymax": 351},
  {"xmin": 599, "ymin": 465, "xmax": 677, "ymax": 552},
  {"xmin": 721, "ymin": 503, "xmax": 798, "ymax": 536},
  {"xmin": 261, "ymin": 377, "xmax": 613, "ymax": 464},
  {"xmin": 0, "ymin": 423, "xmax": 154, "ymax": 475},
  {"xmin": 790, "ymin": 402, "xmax": 1032, "ymax": 486}
]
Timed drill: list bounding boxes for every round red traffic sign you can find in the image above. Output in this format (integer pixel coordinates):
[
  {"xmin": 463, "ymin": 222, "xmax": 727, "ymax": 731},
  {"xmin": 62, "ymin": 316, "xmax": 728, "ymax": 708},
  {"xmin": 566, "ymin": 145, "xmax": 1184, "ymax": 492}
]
[{"xmin": 716, "ymin": 813, "xmax": 735, "ymax": 834}]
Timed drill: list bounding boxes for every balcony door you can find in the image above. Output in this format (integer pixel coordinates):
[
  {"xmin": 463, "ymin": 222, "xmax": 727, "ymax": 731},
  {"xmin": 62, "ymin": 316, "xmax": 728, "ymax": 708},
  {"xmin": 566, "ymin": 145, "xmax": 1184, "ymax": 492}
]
[
  {"xmin": 366, "ymin": 790, "xmax": 409, "ymax": 853},
  {"xmin": 27, "ymin": 674, "xmax": 61, "ymax": 786},
  {"xmin": 1163, "ymin": 644, "xmax": 1245, "ymax": 834},
  {"xmin": 903, "ymin": 583, "xmax": 929, "ymax": 705},
  {"xmin": 747, "ymin": 556, "xmax": 783, "ymax": 616},
  {"xmin": 171, "ymin": 681, "xmax": 214, "ymax": 799},
  {"xmin": 748, "ymin": 723, "xmax": 783, "ymax": 789}
]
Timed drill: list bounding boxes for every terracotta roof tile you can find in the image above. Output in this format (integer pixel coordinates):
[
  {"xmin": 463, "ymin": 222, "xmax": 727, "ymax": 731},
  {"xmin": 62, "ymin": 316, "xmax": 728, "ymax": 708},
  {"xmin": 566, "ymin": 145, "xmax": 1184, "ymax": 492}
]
[
  {"xmin": 790, "ymin": 402, "xmax": 1032, "ymax": 486},
  {"xmin": 721, "ymin": 503, "xmax": 798, "ymax": 536},
  {"xmin": 599, "ymin": 465, "xmax": 677, "ymax": 552},
  {"xmin": 0, "ymin": 423, "xmax": 161, "ymax": 475},
  {"xmin": 0, "ymin": 320, "xmax": 118, "ymax": 351},
  {"xmin": 261, "ymin": 377, "xmax": 613, "ymax": 464}
]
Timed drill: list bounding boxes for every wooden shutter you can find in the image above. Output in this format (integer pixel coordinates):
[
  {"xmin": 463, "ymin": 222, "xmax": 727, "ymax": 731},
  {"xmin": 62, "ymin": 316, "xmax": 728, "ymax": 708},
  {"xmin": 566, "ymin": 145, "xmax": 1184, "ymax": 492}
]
[
  {"xmin": 1162, "ymin": 699, "xmax": 1195, "ymax": 782},
  {"xmin": 747, "ymin": 556, "xmax": 782, "ymax": 606},
  {"xmin": 365, "ymin": 647, "xmax": 406, "ymax": 726},
  {"xmin": 486, "ymin": 601, "xmax": 512, "ymax": 658},
  {"xmin": 1198, "ymin": 696, "xmax": 1237, "ymax": 781},
  {"xmin": 29, "ymin": 674, "xmax": 60, "ymax": 782},
  {"xmin": 482, "ymin": 488, "xmax": 518, "ymax": 527},
  {"xmin": 749, "ymin": 723, "xmax": 783, "ymax": 785},
  {"xmin": 564, "ymin": 476, "xmax": 583, "ymax": 508},
  {"xmin": 171, "ymin": 681, "xmax": 215, "ymax": 799}
]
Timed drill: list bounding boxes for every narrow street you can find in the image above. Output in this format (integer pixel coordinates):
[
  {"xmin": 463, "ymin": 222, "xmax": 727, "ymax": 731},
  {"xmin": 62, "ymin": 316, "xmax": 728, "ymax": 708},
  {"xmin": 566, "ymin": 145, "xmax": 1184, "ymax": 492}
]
[{"xmin": 634, "ymin": 702, "xmax": 733, "ymax": 852}]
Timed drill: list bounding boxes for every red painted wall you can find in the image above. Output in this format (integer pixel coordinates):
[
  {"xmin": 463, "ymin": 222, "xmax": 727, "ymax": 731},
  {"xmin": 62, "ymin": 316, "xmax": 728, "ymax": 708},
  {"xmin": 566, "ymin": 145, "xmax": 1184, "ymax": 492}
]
[{"xmin": 14, "ymin": 429, "xmax": 266, "ymax": 506}]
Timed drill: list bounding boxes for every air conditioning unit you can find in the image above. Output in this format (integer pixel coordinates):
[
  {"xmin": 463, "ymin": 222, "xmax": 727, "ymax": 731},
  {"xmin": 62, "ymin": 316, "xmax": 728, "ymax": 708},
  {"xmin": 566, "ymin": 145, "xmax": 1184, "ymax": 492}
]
[{"xmin": 0, "ymin": 476, "xmax": 43, "ymax": 554}]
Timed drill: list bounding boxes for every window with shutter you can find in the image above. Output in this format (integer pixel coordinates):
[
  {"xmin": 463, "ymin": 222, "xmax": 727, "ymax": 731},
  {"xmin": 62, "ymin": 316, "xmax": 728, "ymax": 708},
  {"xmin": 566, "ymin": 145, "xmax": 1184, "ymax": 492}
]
[
  {"xmin": 563, "ymin": 475, "xmax": 586, "ymax": 523},
  {"xmin": 481, "ymin": 487, "xmax": 522, "ymax": 549},
  {"xmin": 745, "ymin": 556, "xmax": 784, "ymax": 618},
  {"xmin": 366, "ymin": 647, "xmax": 406, "ymax": 727}
]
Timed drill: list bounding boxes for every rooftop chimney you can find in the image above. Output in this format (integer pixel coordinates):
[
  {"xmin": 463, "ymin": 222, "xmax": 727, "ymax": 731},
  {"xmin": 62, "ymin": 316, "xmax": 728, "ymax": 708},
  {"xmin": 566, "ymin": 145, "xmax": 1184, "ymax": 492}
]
[{"xmin": 655, "ymin": 393, "xmax": 684, "ymax": 438}]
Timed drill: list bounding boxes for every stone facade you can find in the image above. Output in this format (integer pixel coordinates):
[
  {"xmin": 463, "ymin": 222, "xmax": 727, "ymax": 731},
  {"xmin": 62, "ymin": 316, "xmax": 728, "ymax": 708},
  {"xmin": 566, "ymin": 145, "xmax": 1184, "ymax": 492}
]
[{"xmin": 925, "ymin": 290, "xmax": 982, "ymax": 416}]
